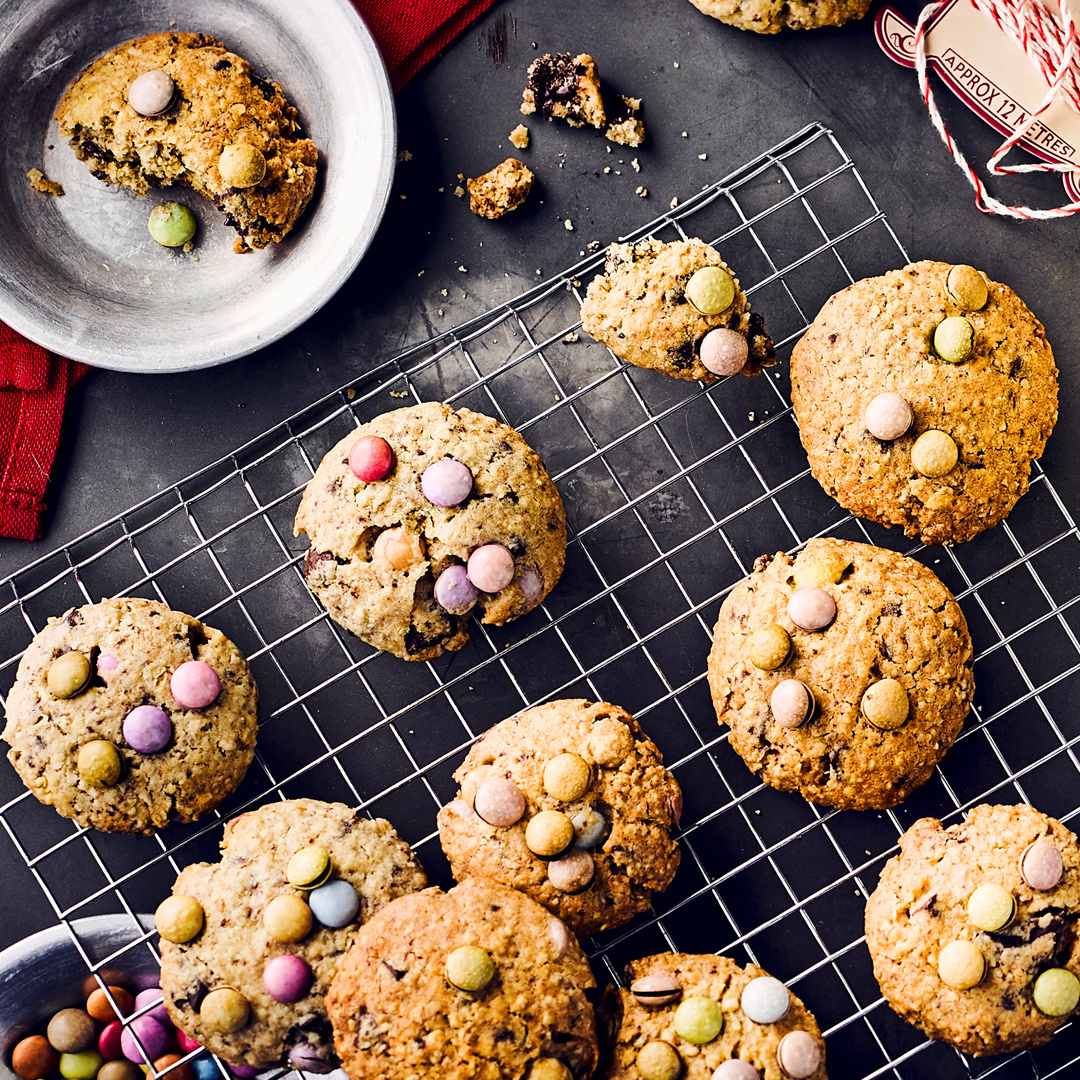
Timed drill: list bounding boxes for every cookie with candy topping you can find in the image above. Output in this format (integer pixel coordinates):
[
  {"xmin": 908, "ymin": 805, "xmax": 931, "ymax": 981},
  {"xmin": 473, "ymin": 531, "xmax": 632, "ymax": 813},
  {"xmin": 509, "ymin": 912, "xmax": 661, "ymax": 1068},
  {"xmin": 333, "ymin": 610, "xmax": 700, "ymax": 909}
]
[
  {"xmin": 865, "ymin": 803, "xmax": 1080, "ymax": 1055},
  {"xmin": 604, "ymin": 952, "xmax": 827, "ymax": 1080},
  {"xmin": 790, "ymin": 261, "xmax": 1058, "ymax": 545},
  {"xmin": 2, "ymin": 597, "xmax": 257, "ymax": 834},
  {"xmin": 707, "ymin": 538, "xmax": 973, "ymax": 810},
  {"xmin": 437, "ymin": 699, "xmax": 681, "ymax": 937},
  {"xmin": 326, "ymin": 878, "xmax": 599, "ymax": 1080},
  {"xmin": 687, "ymin": 0, "xmax": 871, "ymax": 33},
  {"xmin": 159, "ymin": 799, "xmax": 426, "ymax": 1071},
  {"xmin": 293, "ymin": 402, "xmax": 566, "ymax": 661}
]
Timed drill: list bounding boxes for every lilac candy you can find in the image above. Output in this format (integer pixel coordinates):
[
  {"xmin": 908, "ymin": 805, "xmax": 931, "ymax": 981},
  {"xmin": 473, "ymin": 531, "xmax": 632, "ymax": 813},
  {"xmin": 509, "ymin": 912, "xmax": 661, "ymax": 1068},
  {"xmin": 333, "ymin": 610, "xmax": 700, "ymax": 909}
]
[
  {"xmin": 227, "ymin": 1067, "xmax": 261, "ymax": 1078},
  {"xmin": 474, "ymin": 777, "xmax": 526, "ymax": 827},
  {"xmin": 467, "ymin": 544, "xmax": 515, "ymax": 593},
  {"xmin": 787, "ymin": 587, "xmax": 836, "ymax": 632},
  {"xmin": 864, "ymin": 392, "xmax": 914, "ymax": 441},
  {"xmin": 712, "ymin": 1063, "xmax": 761, "ymax": 1080},
  {"xmin": 133, "ymin": 988, "xmax": 172, "ymax": 1028},
  {"xmin": 1020, "ymin": 841, "xmax": 1064, "ymax": 891},
  {"xmin": 547, "ymin": 849, "xmax": 595, "ymax": 893},
  {"xmin": 123, "ymin": 706, "xmax": 172, "ymax": 754},
  {"xmin": 700, "ymin": 328, "xmax": 749, "ymax": 377},
  {"xmin": 262, "ymin": 955, "xmax": 313, "ymax": 1003},
  {"xmin": 309, "ymin": 879, "xmax": 360, "ymax": 928},
  {"xmin": 120, "ymin": 1016, "xmax": 169, "ymax": 1063},
  {"xmin": 287, "ymin": 1045, "xmax": 335, "ymax": 1074},
  {"xmin": 421, "ymin": 459, "xmax": 473, "ymax": 507},
  {"xmin": 435, "ymin": 565, "xmax": 478, "ymax": 614},
  {"xmin": 517, "ymin": 569, "xmax": 542, "ymax": 605},
  {"xmin": 170, "ymin": 661, "xmax": 220, "ymax": 709},
  {"xmin": 770, "ymin": 680, "xmax": 813, "ymax": 729}
]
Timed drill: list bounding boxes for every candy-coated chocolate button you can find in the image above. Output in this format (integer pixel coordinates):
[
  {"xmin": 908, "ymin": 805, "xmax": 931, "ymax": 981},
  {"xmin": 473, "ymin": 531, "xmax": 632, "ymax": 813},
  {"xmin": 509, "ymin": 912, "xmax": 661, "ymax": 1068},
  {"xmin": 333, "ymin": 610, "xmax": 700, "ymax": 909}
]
[
  {"xmin": 474, "ymin": 777, "xmax": 527, "ymax": 827},
  {"xmin": 133, "ymin": 989, "xmax": 170, "ymax": 1028},
  {"xmin": 148, "ymin": 203, "xmax": 196, "ymax": 247},
  {"xmin": 86, "ymin": 985, "xmax": 132, "ymax": 1022},
  {"xmin": 48, "ymin": 1010, "xmax": 95, "ymax": 1053},
  {"xmin": 155, "ymin": 895, "xmax": 204, "ymax": 943},
  {"xmin": 937, "ymin": 940, "xmax": 985, "ymax": 989},
  {"xmin": 517, "ymin": 569, "xmax": 543, "ymax": 605},
  {"xmin": 967, "ymin": 883, "xmax": 1016, "ymax": 931},
  {"xmin": 435, "ymin": 565, "xmax": 478, "ymax": 614},
  {"xmin": 712, "ymin": 1063, "xmax": 760, "ymax": 1080},
  {"xmin": 911, "ymin": 430, "xmax": 958, "ymax": 478},
  {"xmin": 309, "ymin": 879, "xmax": 360, "ymax": 928},
  {"xmin": 262, "ymin": 955, "xmax": 313, "ymax": 1003},
  {"xmin": 748, "ymin": 624, "xmax": 790, "ymax": 671},
  {"xmin": 526, "ymin": 810, "xmax": 575, "ymax": 858},
  {"xmin": 58, "ymin": 1051, "xmax": 103, "ymax": 1080},
  {"xmin": 946, "ymin": 265, "xmax": 988, "ymax": 310},
  {"xmin": 286, "ymin": 846, "xmax": 332, "ymax": 889},
  {"xmin": 198, "ymin": 988, "xmax": 249, "ymax": 1033},
  {"xmin": 1033, "ymin": 967, "xmax": 1080, "ymax": 1016},
  {"xmin": 13, "ymin": 1035, "xmax": 58, "ymax": 1079},
  {"xmin": 700, "ymin": 328, "xmax": 748, "ymax": 376},
  {"xmin": 373, "ymin": 527, "xmax": 422, "ymax": 571},
  {"xmin": 218, "ymin": 144, "xmax": 266, "ymax": 188},
  {"xmin": 549, "ymin": 919, "xmax": 571, "ymax": 957},
  {"xmin": 635, "ymin": 1041, "xmax": 682, "ymax": 1080},
  {"xmin": 630, "ymin": 974, "xmax": 682, "ymax": 1008},
  {"xmin": 787, "ymin": 587, "xmax": 836, "ymax": 631},
  {"xmin": 348, "ymin": 435, "xmax": 393, "ymax": 482},
  {"xmin": 98, "ymin": 1062, "xmax": 142, "ymax": 1080},
  {"xmin": 528, "ymin": 1060, "xmax": 572, "ymax": 1080},
  {"xmin": 98, "ymin": 1020, "xmax": 124, "ymax": 1061},
  {"xmin": 123, "ymin": 705, "xmax": 172, "ymax": 754},
  {"xmin": 776, "ymin": 1031, "xmax": 820, "ymax": 1079},
  {"xmin": 674, "ymin": 996, "xmax": 723, "ymax": 1044},
  {"xmin": 170, "ymin": 661, "xmax": 220, "ymax": 709},
  {"xmin": 547, "ymin": 849, "xmax": 595, "ymax": 893},
  {"xmin": 98, "ymin": 654, "xmax": 118, "ymax": 672},
  {"xmin": 685, "ymin": 266, "xmax": 735, "ymax": 316},
  {"xmin": 770, "ymin": 680, "xmax": 814, "ymax": 729},
  {"xmin": 421, "ymin": 459, "xmax": 473, "ymax": 507},
  {"xmin": 264, "ymin": 894, "xmax": 312, "ymax": 942},
  {"xmin": 467, "ymin": 544, "xmax": 515, "ymax": 593},
  {"xmin": 119, "ymin": 1016, "xmax": 168, "ymax": 1062},
  {"xmin": 174, "ymin": 1030, "xmax": 201, "ymax": 1055},
  {"xmin": 78, "ymin": 741, "xmax": 122, "ymax": 787},
  {"xmin": 860, "ymin": 679, "xmax": 909, "ymax": 731},
  {"xmin": 544, "ymin": 753, "xmax": 591, "ymax": 802},
  {"xmin": 740, "ymin": 976, "xmax": 790, "ymax": 1024},
  {"xmin": 229, "ymin": 1066, "xmax": 261, "ymax": 1078},
  {"xmin": 792, "ymin": 548, "xmax": 850, "ymax": 589},
  {"xmin": 933, "ymin": 316, "xmax": 974, "ymax": 364},
  {"xmin": 128, "ymin": 71, "xmax": 175, "ymax": 116},
  {"xmin": 288, "ymin": 1045, "xmax": 334, "ymax": 1073},
  {"xmin": 1020, "ymin": 841, "xmax": 1063, "ymax": 891},
  {"xmin": 48, "ymin": 652, "xmax": 91, "ymax": 698},
  {"xmin": 445, "ymin": 945, "xmax": 495, "ymax": 992},
  {"xmin": 153, "ymin": 1055, "xmax": 193, "ymax": 1080},
  {"xmin": 570, "ymin": 806, "xmax": 609, "ymax": 850},
  {"xmin": 864, "ymin": 392, "xmax": 914, "ymax": 441}
]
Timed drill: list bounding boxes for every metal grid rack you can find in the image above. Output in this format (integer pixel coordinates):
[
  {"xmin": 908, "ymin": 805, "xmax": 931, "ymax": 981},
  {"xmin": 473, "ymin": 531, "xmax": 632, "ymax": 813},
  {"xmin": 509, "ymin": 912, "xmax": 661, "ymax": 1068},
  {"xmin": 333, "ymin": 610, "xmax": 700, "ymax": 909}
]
[{"xmin": 1, "ymin": 123, "xmax": 1078, "ymax": 1080}]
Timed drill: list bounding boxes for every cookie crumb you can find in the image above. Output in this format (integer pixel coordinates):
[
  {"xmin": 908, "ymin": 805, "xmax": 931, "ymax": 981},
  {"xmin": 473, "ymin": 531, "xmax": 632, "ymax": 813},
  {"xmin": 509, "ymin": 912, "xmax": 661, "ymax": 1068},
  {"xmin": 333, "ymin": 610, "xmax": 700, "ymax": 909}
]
[
  {"xmin": 673, "ymin": 61, "xmax": 680, "ymax": 68},
  {"xmin": 509, "ymin": 124, "xmax": 529, "ymax": 149},
  {"xmin": 563, "ymin": 331, "xmax": 579, "ymax": 343},
  {"xmin": 681, "ymin": 131, "xmax": 688, "ymax": 138},
  {"xmin": 441, "ymin": 289, "xmax": 448, "ymax": 297},
  {"xmin": 467, "ymin": 158, "xmax": 534, "ymax": 218},
  {"xmin": 347, "ymin": 388, "xmax": 356, "ymax": 399},
  {"xmin": 417, "ymin": 270, "xmax": 425, "ymax": 277},
  {"xmin": 453, "ymin": 184, "xmax": 465, "ymax": 197},
  {"xmin": 458, "ymin": 265, "xmax": 468, "ymax": 272},
  {"xmin": 396, "ymin": 149, "xmax": 413, "ymax": 163},
  {"xmin": 698, "ymin": 153, "xmax": 707, "ymax": 160},
  {"xmin": 389, "ymin": 390, "xmax": 409, "ymax": 398},
  {"xmin": 605, "ymin": 95, "xmax": 644, "ymax": 147},
  {"xmin": 587, "ymin": 240, "xmax": 601, "ymax": 252},
  {"xmin": 631, "ymin": 158, "xmax": 641, "ymax": 172},
  {"xmin": 669, "ymin": 196, "xmax": 679, "ymax": 209},
  {"xmin": 564, "ymin": 218, "xmax": 574, "ymax": 231},
  {"xmin": 636, "ymin": 186, "xmax": 648, "ymax": 197},
  {"xmin": 522, "ymin": 53, "xmax": 605, "ymax": 128},
  {"xmin": 26, "ymin": 169, "xmax": 64, "ymax": 196},
  {"xmin": 604, "ymin": 166, "xmax": 611, "ymax": 174}
]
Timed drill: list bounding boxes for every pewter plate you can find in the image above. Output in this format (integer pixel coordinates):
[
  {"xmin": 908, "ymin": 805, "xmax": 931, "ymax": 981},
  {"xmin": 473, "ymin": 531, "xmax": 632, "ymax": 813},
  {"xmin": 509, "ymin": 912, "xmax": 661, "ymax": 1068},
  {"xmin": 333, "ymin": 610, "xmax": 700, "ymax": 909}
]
[{"xmin": 0, "ymin": 0, "xmax": 395, "ymax": 372}]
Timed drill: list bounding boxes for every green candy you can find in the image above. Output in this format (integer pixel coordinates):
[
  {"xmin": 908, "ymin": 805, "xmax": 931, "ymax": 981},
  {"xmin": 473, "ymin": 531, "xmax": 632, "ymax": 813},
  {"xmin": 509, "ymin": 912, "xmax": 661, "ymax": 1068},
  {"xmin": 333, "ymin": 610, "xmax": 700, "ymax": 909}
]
[
  {"xmin": 933, "ymin": 316, "xmax": 974, "ymax": 364},
  {"xmin": 58, "ymin": 1051, "xmax": 103, "ymax": 1080},
  {"xmin": 1033, "ymin": 968, "xmax": 1080, "ymax": 1016},
  {"xmin": 148, "ymin": 202, "xmax": 196, "ymax": 247},
  {"xmin": 685, "ymin": 266, "xmax": 735, "ymax": 316},
  {"xmin": 673, "ymin": 995, "xmax": 723, "ymax": 1044}
]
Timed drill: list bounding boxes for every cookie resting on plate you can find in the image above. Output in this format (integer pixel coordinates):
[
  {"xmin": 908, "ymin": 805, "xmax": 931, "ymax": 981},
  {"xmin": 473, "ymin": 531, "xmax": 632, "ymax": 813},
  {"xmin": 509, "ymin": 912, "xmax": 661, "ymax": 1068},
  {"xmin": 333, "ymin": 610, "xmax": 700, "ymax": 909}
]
[
  {"xmin": 437, "ymin": 699, "xmax": 682, "ymax": 937},
  {"xmin": 687, "ymin": 0, "xmax": 872, "ymax": 33},
  {"xmin": 158, "ymin": 799, "xmax": 427, "ymax": 1070},
  {"xmin": 2, "ymin": 597, "xmax": 257, "ymax": 835},
  {"xmin": 865, "ymin": 804, "xmax": 1080, "ymax": 1056},
  {"xmin": 707, "ymin": 538, "xmax": 973, "ymax": 810}
]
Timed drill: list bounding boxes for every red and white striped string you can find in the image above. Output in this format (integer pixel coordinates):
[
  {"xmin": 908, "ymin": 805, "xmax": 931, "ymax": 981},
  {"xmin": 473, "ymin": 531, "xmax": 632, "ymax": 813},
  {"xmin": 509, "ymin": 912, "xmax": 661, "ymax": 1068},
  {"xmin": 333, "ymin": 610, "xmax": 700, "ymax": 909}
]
[{"xmin": 914, "ymin": 0, "xmax": 1080, "ymax": 217}]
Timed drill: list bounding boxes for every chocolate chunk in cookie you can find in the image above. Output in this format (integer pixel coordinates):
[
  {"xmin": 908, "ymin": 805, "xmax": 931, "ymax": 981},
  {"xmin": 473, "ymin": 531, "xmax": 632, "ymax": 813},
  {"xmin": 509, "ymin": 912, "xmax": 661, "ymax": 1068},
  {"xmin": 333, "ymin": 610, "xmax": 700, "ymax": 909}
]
[{"xmin": 521, "ymin": 53, "xmax": 606, "ymax": 128}]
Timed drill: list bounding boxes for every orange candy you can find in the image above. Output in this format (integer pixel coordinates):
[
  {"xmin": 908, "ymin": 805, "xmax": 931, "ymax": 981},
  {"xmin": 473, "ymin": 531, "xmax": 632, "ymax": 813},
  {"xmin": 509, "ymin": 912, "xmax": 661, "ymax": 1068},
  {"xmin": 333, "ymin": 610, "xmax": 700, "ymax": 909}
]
[{"xmin": 86, "ymin": 986, "xmax": 133, "ymax": 1023}]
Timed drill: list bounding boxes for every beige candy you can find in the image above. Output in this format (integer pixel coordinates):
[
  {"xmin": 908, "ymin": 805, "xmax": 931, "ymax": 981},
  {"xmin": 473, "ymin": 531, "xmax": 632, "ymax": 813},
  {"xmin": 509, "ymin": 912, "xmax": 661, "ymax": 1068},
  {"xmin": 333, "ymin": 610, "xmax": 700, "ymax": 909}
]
[
  {"xmin": 219, "ymin": 143, "xmax": 266, "ymax": 188},
  {"xmin": 525, "ymin": 810, "xmax": 575, "ymax": 857},
  {"xmin": 747, "ymin": 624, "xmax": 790, "ymax": 671},
  {"xmin": 544, "ymin": 754, "xmax": 591, "ymax": 802},
  {"xmin": 911, "ymin": 430, "xmax": 958, "ymax": 478},
  {"xmin": 199, "ymin": 987, "xmax": 249, "ymax": 1032},
  {"xmin": 946, "ymin": 264, "xmax": 988, "ymax": 310},
  {"xmin": 861, "ymin": 679, "xmax": 909, "ymax": 730},
  {"xmin": 792, "ymin": 546, "xmax": 850, "ymax": 588},
  {"xmin": 937, "ymin": 940, "xmax": 985, "ymax": 989}
]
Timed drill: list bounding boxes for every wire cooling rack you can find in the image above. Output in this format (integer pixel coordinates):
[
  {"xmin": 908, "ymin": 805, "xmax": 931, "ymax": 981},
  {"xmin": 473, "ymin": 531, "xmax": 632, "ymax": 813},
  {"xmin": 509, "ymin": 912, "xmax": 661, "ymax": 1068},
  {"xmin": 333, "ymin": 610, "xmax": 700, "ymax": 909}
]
[{"xmin": 1, "ymin": 122, "xmax": 1079, "ymax": 1080}]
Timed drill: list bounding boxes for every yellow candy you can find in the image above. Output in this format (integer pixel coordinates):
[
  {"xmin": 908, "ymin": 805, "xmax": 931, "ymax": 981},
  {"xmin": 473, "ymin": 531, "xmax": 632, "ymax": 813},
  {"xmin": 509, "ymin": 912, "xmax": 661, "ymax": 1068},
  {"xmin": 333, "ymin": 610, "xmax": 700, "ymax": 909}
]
[
  {"xmin": 635, "ymin": 1041, "xmax": 682, "ymax": 1080},
  {"xmin": 933, "ymin": 316, "xmax": 975, "ymax": 364},
  {"xmin": 673, "ymin": 996, "xmax": 723, "ymax": 1043},
  {"xmin": 48, "ymin": 652, "xmax": 91, "ymax": 698},
  {"xmin": 860, "ymin": 679, "xmax": 909, "ymax": 731},
  {"xmin": 154, "ymin": 895, "xmax": 204, "ymax": 943},
  {"xmin": 685, "ymin": 266, "xmax": 735, "ymax": 316},
  {"xmin": 199, "ymin": 987, "xmax": 249, "ymax": 1033},
  {"xmin": 527, "ymin": 1061, "xmax": 572, "ymax": 1080},
  {"xmin": 937, "ymin": 940, "xmax": 985, "ymax": 989},
  {"xmin": 1032, "ymin": 968, "xmax": 1080, "ymax": 1016},
  {"xmin": 218, "ymin": 144, "xmax": 266, "ymax": 188},
  {"xmin": 543, "ymin": 754, "xmax": 591, "ymax": 802},
  {"xmin": 946, "ymin": 265, "xmax": 988, "ymax": 311},
  {"xmin": 792, "ymin": 548, "xmax": 850, "ymax": 588},
  {"xmin": 286, "ymin": 846, "xmax": 332, "ymax": 889},
  {"xmin": 525, "ymin": 811, "xmax": 575, "ymax": 858},
  {"xmin": 264, "ymin": 895, "xmax": 313, "ymax": 942},
  {"xmin": 966, "ymin": 883, "xmax": 1016, "ymax": 932},
  {"xmin": 77, "ymin": 741, "xmax": 122, "ymax": 787},
  {"xmin": 444, "ymin": 945, "xmax": 495, "ymax": 992},
  {"xmin": 911, "ymin": 430, "xmax": 958, "ymax": 478},
  {"xmin": 747, "ymin": 624, "xmax": 791, "ymax": 671}
]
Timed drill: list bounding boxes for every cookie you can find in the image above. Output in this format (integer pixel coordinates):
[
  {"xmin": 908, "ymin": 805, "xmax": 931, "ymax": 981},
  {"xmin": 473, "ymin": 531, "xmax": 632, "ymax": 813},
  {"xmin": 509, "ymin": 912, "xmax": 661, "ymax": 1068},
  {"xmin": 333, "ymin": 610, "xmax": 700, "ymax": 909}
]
[
  {"xmin": 55, "ymin": 32, "xmax": 318, "ymax": 253},
  {"xmin": 688, "ymin": 0, "xmax": 871, "ymax": 32},
  {"xmin": 580, "ymin": 238, "xmax": 776, "ymax": 381},
  {"xmin": 2, "ymin": 597, "xmax": 258, "ymax": 835},
  {"xmin": 706, "ymin": 538, "xmax": 973, "ymax": 810},
  {"xmin": 521, "ymin": 53, "xmax": 606, "ymax": 129},
  {"xmin": 293, "ymin": 402, "xmax": 566, "ymax": 661},
  {"xmin": 865, "ymin": 804, "xmax": 1080, "ymax": 1056},
  {"xmin": 604, "ymin": 952, "xmax": 827, "ymax": 1080},
  {"xmin": 158, "ymin": 799, "xmax": 427, "ymax": 1070},
  {"xmin": 789, "ymin": 261, "xmax": 1058, "ymax": 545},
  {"xmin": 437, "ymin": 699, "xmax": 681, "ymax": 937},
  {"xmin": 467, "ymin": 158, "xmax": 534, "ymax": 218}
]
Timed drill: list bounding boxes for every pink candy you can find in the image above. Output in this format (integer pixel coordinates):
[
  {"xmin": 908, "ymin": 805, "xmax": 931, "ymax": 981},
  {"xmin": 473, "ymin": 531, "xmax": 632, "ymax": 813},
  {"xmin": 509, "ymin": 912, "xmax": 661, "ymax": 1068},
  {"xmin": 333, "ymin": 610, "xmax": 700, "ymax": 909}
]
[
  {"xmin": 1020, "ymin": 841, "xmax": 1063, "ymax": 891},
  {"xmin": 133, "ymin": 988, "xmax": 171, "ymax": 1028},
  {"xmin": 349, "ymin": 435, "xmax": 394, "ymax": 482},
  {"xmin": 770, "ymin": 680, "xmax": 814, "ymax": 729},
  {"xmin": 99, "ymin": 1021, "xmax": 124, "ymax": 1060},
  {"xmin": 262, "ymin": 955, "xmax": 314, "ymax": 1003},
  {"xmin": 170, "ymin": 661, "xmax": 220, "ymax": 710},
  {"xmin": 120, "ymin": 1016, "xmax": 169, "ymax": 1063},
  {"xmin": 787, "ymin": 587, "xmax": 836, "ymax": 631},
  {"xmin": 713, "ymin": 1062, "xmax": 760, "ymax": 1080},
  {"xmin": 776, "ymin": 1031, "xmax": 820, "ymax": 1079},
  {"xmin": 547, "ymin": 849, "xmax": 595, "ymax": 893},
  {"xmin": 864, "ymin": 392, "xmax": 914, "ymax": 441},
  {"xmin": 473, "ymin": 777, "xmax": 526, "ymax": 827},
  {"xmin": 467, "ymin": 544, "xmax": 515, "ymax": 593},
  {"xmin": 174, "ymin": 1030, "xmax": 201, "ymax": 1055},
  {"xmin": 421, "ymin": 459, "xmax": 473, "ymax": 507},
  {"xmin": 97, "ymin": 654, "xmax": 119, "ymax": 672},
  {"xmin": 700, "ymin": 328, "xmax": 748, "ymax": 376}
]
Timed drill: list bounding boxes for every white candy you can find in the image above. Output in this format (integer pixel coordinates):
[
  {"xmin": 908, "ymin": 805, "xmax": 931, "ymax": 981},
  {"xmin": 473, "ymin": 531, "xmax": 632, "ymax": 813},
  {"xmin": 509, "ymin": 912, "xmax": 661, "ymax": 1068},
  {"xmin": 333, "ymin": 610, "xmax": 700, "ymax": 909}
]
[{"xmin": 740, "ymin": 976, "xmax": 790, "ymax": 1024}]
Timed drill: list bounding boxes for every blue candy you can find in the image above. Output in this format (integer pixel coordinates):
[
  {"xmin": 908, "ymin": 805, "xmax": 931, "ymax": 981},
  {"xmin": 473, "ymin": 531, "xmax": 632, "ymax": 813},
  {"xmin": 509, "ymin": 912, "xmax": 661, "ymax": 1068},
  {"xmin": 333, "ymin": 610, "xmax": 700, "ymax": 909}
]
[
  {"xmin": 192, "ymin": 1058, "xmax": 228, "ymax": 1080},
  {"xmin": 308, "ymin": 879, "xmax": 360, "ymax": 928}
]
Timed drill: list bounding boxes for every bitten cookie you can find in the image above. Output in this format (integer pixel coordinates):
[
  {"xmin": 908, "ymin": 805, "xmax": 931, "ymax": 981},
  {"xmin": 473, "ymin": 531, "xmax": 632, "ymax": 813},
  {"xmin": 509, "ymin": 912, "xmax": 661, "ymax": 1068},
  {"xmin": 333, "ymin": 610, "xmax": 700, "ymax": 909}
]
[
  {"xmin": 790, "ymin": 261, "xmax": 1058, "ymax": 545},
  {"xmin": 605, "ymin": 953, "xmax": 827, "ymax": 1080},
  {"xmin": 293, "ymin": 402, "xmax": 566, "ymax": 661},
  {"xmin": 55, "ymin": 32, "xmax": 318, "ymax": 252},
  {"xmin": 158, "ymin": 799, "xmax": 427, "ymax": 1070},
  {"xmin": 687, "ymin": 0, "xmax": 872, "ymax": 33},
  {"xmin": 2, "ymin": 597, "xmax": 258, "ymax": 835},
  {"xmin": 865, "ymin": 804, "xmax": 1080, "ymax": 1056},
  {"xmin": 706, "ymin": 538, "xmax": 973, "ymax": 810},
  {"xmin": 437, "ymin": 699, "xmax": 681, "ymax": 937},
  {"xmin": 580, "ymin": 238, "xmax": 776, "ymax": 380},
  {"xmin": 326, "ymin": 878, "xmax": 599, "ymax": 1079}
]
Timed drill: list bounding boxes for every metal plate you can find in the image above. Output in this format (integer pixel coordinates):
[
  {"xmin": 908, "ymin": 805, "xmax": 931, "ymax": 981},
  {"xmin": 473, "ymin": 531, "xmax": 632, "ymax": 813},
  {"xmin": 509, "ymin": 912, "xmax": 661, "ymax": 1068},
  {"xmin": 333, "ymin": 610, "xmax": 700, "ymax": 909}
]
[{"xmin": 0, "ymin": 0, "xmax": 395, "ymax": 372}]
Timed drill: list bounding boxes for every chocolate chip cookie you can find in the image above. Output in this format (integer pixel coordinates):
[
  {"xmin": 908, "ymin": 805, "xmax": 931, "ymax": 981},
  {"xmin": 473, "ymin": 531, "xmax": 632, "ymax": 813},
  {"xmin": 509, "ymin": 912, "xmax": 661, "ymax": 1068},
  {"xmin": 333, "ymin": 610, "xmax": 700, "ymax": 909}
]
[
  {"xmin": 687, "ymin": 0, "xmax": 872, "ymax": 33},
  {"xmin": 158, "ymin": 799, "xmax": 427, "ymax": 1070},
  {"xmin": 293, "ymin": 402, "xmax": 566, "ymax": 661},
  {"xmin": 790, "ymin": 261, "xmax": 1058, "ymax": 545},
  {"xmin": 580, "ymin": 238, "xmax": 776, "ymax": 381},
  {"xmin": 325, "ymin": 877, "xmax": 599, "ymax": 1080},
  {"xmin": 707, "ymin": 538, "xmax": 974, "ymax": 810},
  {"xmin": 865, "ymin": 803, "xmax": 1080, "ymax": 1056},
  {"xmin": 2, "ymin": 597, "xmax": 258, "ymax": 835},
  {"xmin": 55, "ymin": 32, "xmax": 318, "ymax": 253},
  {"xmin": 437, "ymin": 699, "xmax": 681, "ymax": 937}
]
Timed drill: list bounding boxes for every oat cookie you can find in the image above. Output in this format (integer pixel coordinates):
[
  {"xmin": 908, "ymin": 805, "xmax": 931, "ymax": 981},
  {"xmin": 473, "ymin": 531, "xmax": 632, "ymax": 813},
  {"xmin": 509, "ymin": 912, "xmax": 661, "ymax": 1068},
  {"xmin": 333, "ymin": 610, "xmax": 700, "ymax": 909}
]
[
  {"xmin": 326, "ymin": 878, "xmax": 599, "ymax": 1080},
  {"xmin": 605, "ymin": 952, "xmax": 826, "ymax": 1080},
  {"xmin": 293, "ymin": 402, "xmax": 566, "ymax": 661},
  {"xmin": 865, "ymin": 804, "xmax": 1080, "ymax": 1055},
  {"xmin": 790, "ymin": 261, "xmax": 1058, "ymax": 545},
  {"xmin": 521, "ymin": 53, "xmax": 606, "ymax": 128},
  {"xmin": 580, "ymin": 238, "xmax": 776, "ymax": 381},
  {"xmin": 707, "ymin": 538, "xmax": 973, "ymax": 810},
  {"xmin": 438, "ymin": 699, "xmax": 681, "ymax": 937},
  {"xmin": 159, "ymin": 799, "xmax": 427, "ymax": 1070},
  {"xmin": 467, "ymin": 158, "xmax": 533, "ymax": 218},
  {"xmin": 2, "ymin": 597, "xmax": 258, "ymax": 834},
  {"xmin": 55, "ymin": 32, "xmax": 318, "ymax": 252},
  {"xmin": 688, "ymin": 0, "xmax": 872, "ymax": 32}
]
